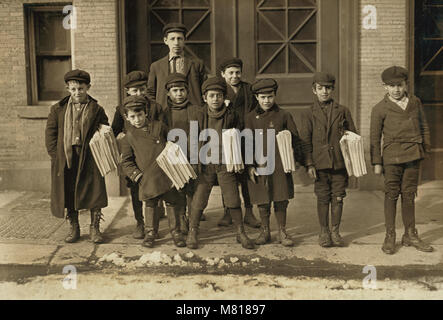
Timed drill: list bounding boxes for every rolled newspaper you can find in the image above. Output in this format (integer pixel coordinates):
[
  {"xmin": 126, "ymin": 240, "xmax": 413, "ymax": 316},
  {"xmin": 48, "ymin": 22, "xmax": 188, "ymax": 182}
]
[
  {"xmin": 276, "ymin": 130, "xmax": 296, "ymax": 173},
  {"xmin": 339, "ymin": 131, "xmax": 367, "ymax": 178},
  {"xmin": 89, "ymin": 125, "xmax": 120, "ymax": 177},
  {"xmin": 222, "ymin": 128, "xmax": 244, "ymax": 173}
]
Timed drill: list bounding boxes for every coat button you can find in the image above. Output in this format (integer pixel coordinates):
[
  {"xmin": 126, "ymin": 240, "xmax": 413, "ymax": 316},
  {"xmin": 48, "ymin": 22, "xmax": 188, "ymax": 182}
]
[
  {"xmin": 156, "ymin": 140, "xmax": 160, "ymax": 144},
  {"xmin": 256, "ymin": 115, "xmax": 260, "ymax": 119},
  {"xmin": 330, "ymin": 146, "xmax": 334, "ymax": 150}
]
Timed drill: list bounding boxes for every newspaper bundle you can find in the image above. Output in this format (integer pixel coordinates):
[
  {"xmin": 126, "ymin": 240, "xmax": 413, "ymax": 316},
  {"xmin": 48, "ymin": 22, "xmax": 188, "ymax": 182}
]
[
  {"xmin": 276, "ymin": 130, "xmax": 296, "ymax": 173},
  {"xmin": 339, "ymin": 131, "xmax": 367, "ymax": 178},
  {"xmin": 222, "ymin": 128, "xmax": 244, "ymax": 173},
  {"xmin": 156, "ymin": 141, "xmax": 197, "ymax": 190},
  {"xmin": 89, "ymin": 125, "xmax": 120, "ymax": 177}
]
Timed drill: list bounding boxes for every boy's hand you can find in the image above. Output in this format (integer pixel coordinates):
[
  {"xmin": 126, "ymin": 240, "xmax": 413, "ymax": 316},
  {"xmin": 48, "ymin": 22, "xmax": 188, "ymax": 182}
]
[
  {"xmin": 116, "ymin": 132, "xmax": 126, "ymax": 140},
  {"xmin": 248, "ymin": 167, "xmax": 258, "ymax": 184},
  {"xmin": 307, "ymin": 166, "xmax": 317, "ymax": 180},
  {"xmin": 374, "ymin": 165, "xmax": 383, "ymax": 175}
]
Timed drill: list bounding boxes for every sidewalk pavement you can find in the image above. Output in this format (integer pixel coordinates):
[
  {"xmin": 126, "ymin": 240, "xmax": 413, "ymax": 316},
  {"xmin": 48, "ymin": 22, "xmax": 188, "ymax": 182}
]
[{"xmin": 0, "ymin": 181, "xmax": 442, "ymax": 281}]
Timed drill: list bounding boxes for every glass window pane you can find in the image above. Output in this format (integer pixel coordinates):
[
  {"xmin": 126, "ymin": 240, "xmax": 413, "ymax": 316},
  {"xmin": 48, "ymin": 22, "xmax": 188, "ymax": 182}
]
[
  {"xmin": 260, "ymin": 0, "xmax": 285, "ymax": 8},
  {"xmin": 152, "ymin": 0, "xmax": 179, "ymax": 7},
  {"xmin": 150, "ymin": 44, "xmax": 169, "ymax": 62},
  {"xmin": 258, "ymin": 44, "xmax": 285, "ymax": 73},
  {"xmin": 183, "ymin": 10, "xmax": 210, "ymax": 40},
  {"xmin": 36, "ymin": 11, "xmax": 70, "ymax": 54},
  {"xmin": 261, "ymin": 11, "xmax": 286, "ymax": 38},
  {"xmin": 289, "ymin": 9, "xmax": 316, "ymax": 39},
  {"xmin": 185, "ymin": 44, "xmax": 211, "ymax": 72},
  {"xmin": 37, "ymin": 56, "xmax": 71, "ymax": 101},
  {"xmin": 290, "ymin": 44, "xmax": 316, "ymax": 73},
  {"xmin": 257, "ymin": 13, "xmax": 284, "ymax": 41}
]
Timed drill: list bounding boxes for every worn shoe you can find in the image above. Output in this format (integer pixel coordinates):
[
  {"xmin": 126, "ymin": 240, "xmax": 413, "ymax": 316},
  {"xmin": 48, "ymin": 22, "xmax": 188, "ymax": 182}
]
[
  {"xmin": 142, "ymin": 230, "xmax": 156, "ymax": 248},
  {"xmin": 255, "ymin": 226, "xmax": 271, "ymax": 245},
  {"xmin": 65, "ymin": 211, "xmax": 80, "ymax": 243},
  {"xmin": 277, "ymin": 228, "xmax": 294, "ymax": 247},
  {"xmin": 319, "ymin": 227, "xmax": 332, "ymax": 247},
  {"xmin": 236, "ymin": 231, "xmax": 255, "ymax": 250},
  {"xmin": 402, "ymin": 228, "xmax": 433, "ymax": 252},
  {"xmin": 243, "ymin": 207, "xmax": 261, "ymax": 228},
  {"xmin": 331, "ymin": 226, "xmax": 345, "ymax": 247},
  {"xmin": 186, "ymin": 227, "xmax": 199, "ymax": 249},
  {"xmin": 90, "ymin": 210, "xmax": 104, "ymax": 244},
  {"xmin": 133, "ymin": 221, "xmax": 144, "ymax": 239},
  {"xmin": 382, "ymin": 230, "xmax": 396, "ymax": 255},
  {"xmin": 217, "ymin": 208, "xmax": 232, "ymax": 227}
]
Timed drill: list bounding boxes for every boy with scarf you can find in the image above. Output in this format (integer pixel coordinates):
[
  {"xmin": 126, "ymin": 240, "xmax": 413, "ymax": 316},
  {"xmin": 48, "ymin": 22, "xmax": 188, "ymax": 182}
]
[
  {"xmin": 45, "ymin": 69, "xmax": 109, "ymax": 244},
  {"xmin": 370, "ymin": 66, "xmax": 433, "ymax": 254},
  {"xmin": 120, "ymin": 95, "xmax": 186, "ymax": 248},
  {"xmin": 186, "ymin": 77, "xmax": 255, "ymax": 250},
  {"xmin": 246, "ymin": 78, "xmax": 305, "ymax": 247}
]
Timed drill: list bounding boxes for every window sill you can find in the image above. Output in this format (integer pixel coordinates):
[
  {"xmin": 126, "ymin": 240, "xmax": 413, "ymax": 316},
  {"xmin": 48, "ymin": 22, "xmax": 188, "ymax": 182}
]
[{"xmin": 17, "ymin": 105, "xmax": 52, "ymax": 119}]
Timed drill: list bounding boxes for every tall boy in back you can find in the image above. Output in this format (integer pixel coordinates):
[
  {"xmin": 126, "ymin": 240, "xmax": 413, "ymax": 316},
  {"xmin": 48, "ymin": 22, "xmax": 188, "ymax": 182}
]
[
  {"xmin": 45, "ymin": 69, "xmax": 109, "ymax": 244},
  {"xmin": 370, "ymin": 66, "xmax": 433, "ymax": 255},
  {"xmin": 120, "ymin": 95, "xmax": 186, "ymax": 248}
]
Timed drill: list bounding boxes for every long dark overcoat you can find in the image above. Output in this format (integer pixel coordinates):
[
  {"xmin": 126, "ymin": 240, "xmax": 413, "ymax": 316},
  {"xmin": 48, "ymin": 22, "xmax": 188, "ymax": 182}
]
[
  {"xmin": 45, "ymin": 95, "xmax": 109, "ymax": 218},
  {"xmin": 245, "ymin": 104, "xmax": 304, "ymax": 205}
]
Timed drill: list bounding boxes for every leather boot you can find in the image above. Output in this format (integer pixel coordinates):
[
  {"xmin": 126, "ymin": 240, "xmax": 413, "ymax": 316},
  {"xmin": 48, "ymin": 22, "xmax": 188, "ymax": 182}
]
[
  {"xmin": 255, "ymin": 206, "xmax": 271, "ymax": 245},
  {"xmin": 382, "ymin": 228, "xmax": 396, "ymax": 254},
  {"xmin": 217, "ymin": 207, "xmax": 232, "ymax": 227},
  {"xmin": 65, "ymin": 210, "xmax": 80, "ymax": 243},
  {"xmin": 167, "ymin": 206, "xmax": 186, "ymax": 247},
  {"xmin": 143, "ymin": 207, "xmax": 156, "ymax": 248},
  {"xmin": 186, "ymin": 208, "xmax": 202, "ymax": 249},
  {"xmin": 275, "ymin": 210, "xmax": 294, "ymax": 247},
  {"xmin": 230, "ymin": 208, "xmax": 254, "ymax": 249},
  {"xmin": 331, "ymin": 200, "xmax": 345, "ymax": 247},
  {"xmin": 243, "ymin": 207, "xmax": 261, "ymax": 228},
  {"xmin": 180, "ymin": 210, "xmax": 189, "ymax": 236},
  {"xmin": 153, "ymin": 206, "xmax": 161, "ymax": 239},
  {"xmin": 319, "ymin": 227, "xmax": 332, "ymax": 247},
  {"xmin": 317, "ymin": 202, "xmax": 331, "ymax": 247},
  {"xmin": 133, "ymin": 219, "xmax": 144, "ymax": 239},
  {"xmin": 89, "ymin": 210, "xmax": 104, "ymax": 244},
  {"xmin": 402, "ymin": 228, "xmax": 434, "ymax": 252}
]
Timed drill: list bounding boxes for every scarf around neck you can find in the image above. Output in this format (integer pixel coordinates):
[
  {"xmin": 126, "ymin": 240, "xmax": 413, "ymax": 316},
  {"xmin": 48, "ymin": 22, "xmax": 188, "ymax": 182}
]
[
  {"xmin": 168, "ymin": 98, "xmax": 189, "ymax": 110},
  {"xmin": 207, "ymin": 105, "xmax": 227, "ymax": 119}
]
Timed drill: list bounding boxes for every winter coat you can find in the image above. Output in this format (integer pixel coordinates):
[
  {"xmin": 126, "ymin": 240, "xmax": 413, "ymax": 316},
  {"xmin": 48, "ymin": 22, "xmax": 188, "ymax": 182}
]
[{"xmin": 45, "ymin": 95, "xmax": 109, "ymax": 218}]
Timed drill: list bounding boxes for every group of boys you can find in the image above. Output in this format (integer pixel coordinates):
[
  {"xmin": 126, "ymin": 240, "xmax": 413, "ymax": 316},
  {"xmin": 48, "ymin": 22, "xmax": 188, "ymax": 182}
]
[{"xmin": 45, "ymin": 23, "xmax": 434, "ymax": 255}]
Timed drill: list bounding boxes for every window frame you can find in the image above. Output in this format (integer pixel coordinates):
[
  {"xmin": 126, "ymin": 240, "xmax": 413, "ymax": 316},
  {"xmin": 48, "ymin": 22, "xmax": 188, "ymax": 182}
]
[{"xmin": 24, "ymin": 4, "xmax": 72, "ymax": 105}]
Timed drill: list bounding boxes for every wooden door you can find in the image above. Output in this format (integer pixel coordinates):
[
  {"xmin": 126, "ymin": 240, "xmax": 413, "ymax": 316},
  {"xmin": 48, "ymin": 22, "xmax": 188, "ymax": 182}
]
[{"xmin": 414, "ymin": 0, "xmax": 443, "ymax": 180}]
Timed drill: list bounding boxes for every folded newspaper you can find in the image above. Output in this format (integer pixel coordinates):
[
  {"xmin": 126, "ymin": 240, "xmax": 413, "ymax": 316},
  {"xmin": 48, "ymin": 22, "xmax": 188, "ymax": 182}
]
[
  {"xmin": 89, "ymin": 125, "xmax": 120, "ymax": 177},
  {"xmin": 222, "ymin": 128, "xmax": 244, "ymax": 173},
  {"xmin": 339, "ymin": 131, "xmax": 367, "ymax": 178},
  {"xmin": 156, "ymin": 142, "xmax": 197, "ymax": 190},
  {"xmin": 276, "ymin": 130, "xmax": 296, "ymax": 173}
]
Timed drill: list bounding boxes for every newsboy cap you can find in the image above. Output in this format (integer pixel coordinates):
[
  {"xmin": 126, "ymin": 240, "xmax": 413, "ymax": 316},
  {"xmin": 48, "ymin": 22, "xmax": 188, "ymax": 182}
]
[
  {"xmin": 312, "ymin": 72, "xmax": 335, "ymax": 86},
  {"xmin": 381, "ymin": 66, "xmax": 408, "ymax": 85},
  {"xmin": 163, "ymin": 22, "xmax": 188, "ymax": 37},
  {"xmin": 165, "ymin": 73, "xmax": 188, "ymax": 90},
  {"xmin": 251, "ymin": 78, "xmax": 279, "ymax": 94},
  {"xmin": 219, "ymin": 58, "xmax": 243, "ymax": 72},
  {"xmin": 123, "ymin": 95, "xmax": 148, "ymax": 109},
  {"xmin": 124, "ymin": 71, "xmax": 148, "ymax": 88},
  {"xmin": 201, "ymin": 77, "xmax": 227, "ymax": 94},
  {"xmin": 64, "ymin": 69, "xmax": 91, "ymax": 84}
]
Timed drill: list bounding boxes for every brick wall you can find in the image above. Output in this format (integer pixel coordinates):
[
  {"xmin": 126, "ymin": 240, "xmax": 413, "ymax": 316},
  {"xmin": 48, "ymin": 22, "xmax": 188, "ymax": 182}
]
[
  {"xmin": 0, "ymin": 0, "xmax": 120, "ymax": 194},
  {"xmin": 358, "ymin": 0, "xmax": 408, "ymax": 189}
]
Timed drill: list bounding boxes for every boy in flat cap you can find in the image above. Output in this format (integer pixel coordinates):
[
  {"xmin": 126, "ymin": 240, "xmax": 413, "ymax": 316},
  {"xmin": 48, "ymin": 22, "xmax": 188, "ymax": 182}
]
[
  {"xmin": 111, "ymin": 70, "xmax": 167, "ymax": 240},
  {"xmin": 370, "ymin": 66, "xmax": 433, "ymax": 254},
  {"xmin": 147, "ymin": 22, "xmax": 207, "ymax": 109},
  {"xmin": 120, "ymin": 95, "xmax": 186, "ymax": 248},
  {"xmin": 299, "ymin": 72, "xmax": 357, "ymax": 248},
  {"xmin": 45, "ymin": 69, "xmax": 109, "ymax": 243},
  {"xmin": 217, "ymin": 58, "xmax": 261, "ymax": 229},
  {"xmin": 186, "ymin": 77, "xmax": 255, "ymax": 250},
  {"xmin": 246, "ymin": 78, "xmax": 305, "ymax": 247}
]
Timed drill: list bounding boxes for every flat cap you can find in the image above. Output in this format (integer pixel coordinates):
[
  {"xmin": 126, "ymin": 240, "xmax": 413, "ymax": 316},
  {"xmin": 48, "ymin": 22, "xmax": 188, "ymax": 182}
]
[
  {"xmin": 163, "ymin": 23, "xmax": 187, "ymax": 36},
  {"xmin": 312, "ymin": 72, "xmax": 335, "ymax": 86},
  {"xmin": 124, "ymin": 71, "xmax": 148, "ymax": 88},
  {"xmin": 219, "ymin": 58, "xmax": 243, "ymax": 72},
  {"xmin": 64, "ymin": 69, "xmax": 90, "ymax": 84},
  {"xmin": 381, "ymin": 66, "xmax": 408, "ymax": 85},
  {"xmin": 251, "ymin": 78, "xmax": 279, "ymax": 94},
  {"xmin": 165, "ymin": 73, "xmax": 188, "ymax": 90},
  {"xmin": 202, "ymin": 77, "xmax": 227, "ymax": 94},
  {"xmin": 123, "ymin": 95, "xmax": 148, "ymax": 109}
]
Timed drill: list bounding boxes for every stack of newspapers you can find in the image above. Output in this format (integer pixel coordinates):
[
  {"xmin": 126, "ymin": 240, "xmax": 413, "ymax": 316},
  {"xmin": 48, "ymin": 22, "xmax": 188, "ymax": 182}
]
[
  {"xmin": 276, "ymin": 130, "xmax": 296, "ymax": 173},
  {"xmin": 339, "ymin": 131, "xmax": 367, "ymax": 178},
  {"xmin": 156, "ymin": 142, "xmax": 197, "ymax": 190},
  {"xmin": 89, "ymin": 125, "xmax": 120, "ymax": 177},
  {"xmin": 222, "ymin": 128, "xmax": 244, "ymax": 173}
]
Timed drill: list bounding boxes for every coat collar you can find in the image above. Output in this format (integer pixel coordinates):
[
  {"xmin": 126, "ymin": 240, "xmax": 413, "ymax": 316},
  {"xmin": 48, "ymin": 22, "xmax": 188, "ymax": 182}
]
[
  {"xmin": 383, "ymin": 93, "xmax": 412, "ymax": 113},
  {"xmin": 161, "ymin": 53, "xmax": 193, "ymax": 77},
  {"xmin": 255, "ymin": 103, "xmax": 279, "ymax": 115}
]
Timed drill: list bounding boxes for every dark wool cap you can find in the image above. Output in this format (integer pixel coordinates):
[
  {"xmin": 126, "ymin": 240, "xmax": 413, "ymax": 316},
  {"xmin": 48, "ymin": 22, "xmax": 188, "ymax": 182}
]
[
  {"xmin": 219, "ymin": 58, "xmax": 243, "ymax": 72},
  {"xmin": 381, "ymin": 66, "xmax": 408, "ymax": 85},
  {"xmin": 124, "ymin": 71, "xmax": 148, "ymax": 88},
  {"xmin": 202, "ymin": 77, "xmax": 227, "ymax": 94},
  {"xmin": 251, "ymin": 78, "xmax": 279, "ymax": 94},
  {"xmin": 64, "ymin": 69, "xmax": 91, "ymax": 84},
  {"xmin": 165, "ymin": 73, "xmax": 188, "ymax": 90},
  {"xmin": 123, "ymin": 95, "xmax": 148, "ymax": 109},
  {"xmin": 312, "ymin": 72, "xmax": 335, "ymax": 86},
  {"xmin": 163, "ymin": 23, "xmax": 187, "ymax": 37}
]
